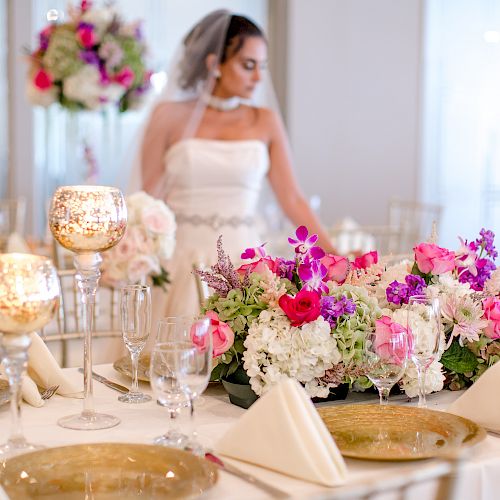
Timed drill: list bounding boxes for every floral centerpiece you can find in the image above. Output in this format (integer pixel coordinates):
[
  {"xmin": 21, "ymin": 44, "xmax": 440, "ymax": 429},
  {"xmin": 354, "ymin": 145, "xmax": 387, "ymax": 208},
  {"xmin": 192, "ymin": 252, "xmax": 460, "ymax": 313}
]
[
  {"xmin": 26, "ymin": 0, "xmax": 151, "ymax": 112},
  {"xmin": 197, "ymin": 226, "xmax": 499, "ymax": 403},
  {"xmin": 102, "ymin": 191, "xmax": 176, "ymax": 288}
]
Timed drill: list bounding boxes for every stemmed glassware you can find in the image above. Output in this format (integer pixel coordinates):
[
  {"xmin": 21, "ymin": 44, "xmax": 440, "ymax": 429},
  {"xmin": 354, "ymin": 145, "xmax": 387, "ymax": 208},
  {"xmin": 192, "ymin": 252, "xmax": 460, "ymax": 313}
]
[
  {"xmin": 364, "ymin": 325, "xmax": 410, "ymax": 405},
  {"xmin": 0, "ymin": 253, "xmax": 60, "ymax": 458},
  {"xmin": 150, "ymin": 317, "xmax": 212, "ymax": 451},
  {"xmin": 49, "ymin": 185, "xmax": 127, "ymax": 430},
  {"xmin": 407, "ymin": 295, "xmax": 441, "ymax": 408},
  {"xmin": 119, "ymin": 284, "xmax": 151, "ymax": 403}
]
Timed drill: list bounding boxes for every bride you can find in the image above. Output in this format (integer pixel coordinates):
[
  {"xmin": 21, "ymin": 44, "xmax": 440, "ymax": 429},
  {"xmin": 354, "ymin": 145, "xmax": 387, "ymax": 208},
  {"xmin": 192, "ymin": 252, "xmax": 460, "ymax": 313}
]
[{"xmin": 138, "ymin": 10, "xmax": 334, "ymax": 319}]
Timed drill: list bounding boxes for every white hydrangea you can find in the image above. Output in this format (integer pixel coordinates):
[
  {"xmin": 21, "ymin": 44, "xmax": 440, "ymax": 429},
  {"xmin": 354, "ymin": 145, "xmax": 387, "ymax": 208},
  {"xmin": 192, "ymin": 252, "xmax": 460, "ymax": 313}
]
[
  {"xmin": 427, "ymin": 274, "xmax": 473, "ymax": 299},
  {"xmin": 81, "ymin": 6, "xmax": 116, "ymax": 37},
  {"xmin": 243, "ymin": 308, "xmax": 341, "ymax": 398},
  {"xmin": 390, "ymin": 307, "xmax": 445, "ymax": 397},
  {"xmin": 25, "ymin": 81, "xmax": 58, "ymax": 107}
]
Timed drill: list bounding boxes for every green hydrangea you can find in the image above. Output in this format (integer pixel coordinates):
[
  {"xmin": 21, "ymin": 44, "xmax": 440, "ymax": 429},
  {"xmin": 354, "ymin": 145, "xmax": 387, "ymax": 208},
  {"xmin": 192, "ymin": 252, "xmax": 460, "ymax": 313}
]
[
  {"xmin": 42, "ymin": 26, "xmax": 83, "ymax": 80},
  {"xmin": 115, "ymin": 35, "xmax": 146, "ymax": 87}
]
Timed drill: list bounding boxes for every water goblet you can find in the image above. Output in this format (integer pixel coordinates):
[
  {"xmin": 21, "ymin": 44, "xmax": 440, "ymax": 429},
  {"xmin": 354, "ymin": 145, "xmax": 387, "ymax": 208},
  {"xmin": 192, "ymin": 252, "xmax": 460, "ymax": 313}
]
[
  {"xmin": 0, "ymin": 253, "xmax": 60, "ymax": 458},
  {"xmin": 119, "ymin": 284, "xmax": 151, "ymax": 403},
  {"xmin": 364, "ymin": 325, "xmax": 410, "ymax": 405},
  {"xmin": 49, "ymin": 185, "xmax": 127, "ymax": 430},
  {"xmin": 407, "ymin": 295, "xmax": 441, "ymax": 408}
]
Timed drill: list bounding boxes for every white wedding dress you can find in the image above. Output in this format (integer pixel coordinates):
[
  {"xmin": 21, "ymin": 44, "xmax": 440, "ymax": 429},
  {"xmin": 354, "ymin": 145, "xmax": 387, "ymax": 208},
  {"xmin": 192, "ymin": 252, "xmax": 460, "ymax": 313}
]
[{"xmin": 152, "ymin": 138, "xmax": 270, "ymax": 329}]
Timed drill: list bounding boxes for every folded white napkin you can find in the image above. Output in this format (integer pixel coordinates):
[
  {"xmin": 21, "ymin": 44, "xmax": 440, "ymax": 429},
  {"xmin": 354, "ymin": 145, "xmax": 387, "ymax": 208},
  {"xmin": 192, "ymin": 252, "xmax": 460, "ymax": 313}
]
[
  {"xmin": 215, "ymin": 379, "xmax": 347, "ymax": 487},
  {"xmin": 1, "ymin": 333, "xmax": 83, "ymax": 407},
  {"xmin": 448, "ymin": 362, "xmax": 500, "ymax": 431},
  {"xmin": 6, "ymin": 232, "xmax": 30, "ymax": 253}
]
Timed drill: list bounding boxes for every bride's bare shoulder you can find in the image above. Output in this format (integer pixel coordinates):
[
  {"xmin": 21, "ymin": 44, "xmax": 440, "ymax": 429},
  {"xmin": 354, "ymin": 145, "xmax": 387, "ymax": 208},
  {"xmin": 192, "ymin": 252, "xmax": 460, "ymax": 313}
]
[{"xmin": 151, "ymin": 100, "xmax": 197, "ymax": 122}]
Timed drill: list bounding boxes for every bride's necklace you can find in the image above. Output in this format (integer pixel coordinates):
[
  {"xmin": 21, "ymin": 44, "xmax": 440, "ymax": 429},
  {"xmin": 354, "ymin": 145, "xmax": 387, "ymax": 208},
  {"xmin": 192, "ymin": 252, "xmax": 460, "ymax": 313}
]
[{"xmin": 204, "ymin": 94, "xmax": 243, "ymax": 111}]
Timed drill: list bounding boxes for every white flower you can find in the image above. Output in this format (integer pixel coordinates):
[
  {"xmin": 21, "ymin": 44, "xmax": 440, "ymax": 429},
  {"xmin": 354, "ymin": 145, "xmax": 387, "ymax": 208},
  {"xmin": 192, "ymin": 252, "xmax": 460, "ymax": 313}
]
[
  {"xmin": 484, "ymin": 268, "xmax": 500, "ymax": 296},
  {"xmin": 127, "ymin": 255, "xmax": 160, "ymax": 283},
  {"xmin": 243, "ymin": 309, "xmax": 341, "ymax": 398},
  {"xmin": 81, "ymin": 7, "xmax": 116, "ymax": 37},
  {"xmin": 428, "ymin": 274, "xmax": 472, "ymax": 298},
  {"xmin": 400, "ymin": 359, "xmax": 444, "ymax": 398},
  {"xmin": 142, "ymin": 201, "xmax": 176, "ymax": 235},
  {"xmin": 26, "ymin": 81, "xmax": 58, "ymax": 107}
]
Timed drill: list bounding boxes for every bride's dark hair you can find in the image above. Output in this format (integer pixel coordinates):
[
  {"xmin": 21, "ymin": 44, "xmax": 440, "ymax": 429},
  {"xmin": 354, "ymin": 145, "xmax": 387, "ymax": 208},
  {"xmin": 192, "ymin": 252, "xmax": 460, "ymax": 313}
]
[{"xmin": 178, "ymin": 11, "xmax": 265, "ymax": 91}]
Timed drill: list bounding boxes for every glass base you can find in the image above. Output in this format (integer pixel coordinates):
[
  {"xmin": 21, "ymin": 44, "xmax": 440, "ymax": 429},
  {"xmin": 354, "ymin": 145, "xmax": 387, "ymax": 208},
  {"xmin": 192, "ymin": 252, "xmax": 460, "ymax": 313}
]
[
  {"xmin": 58, "ymin": 411, "xmax": 121, "ymax": 430},
  {"xmin": 153, "ymin": 431, "xmax": 189, "ymax": 449},
  {"xmin": 118, "ymin": 392, "xmax": 152, "ymax": 404},
  {"xmin": 0, "ymin": 439, "xmax": 44, "ymax": 460}
]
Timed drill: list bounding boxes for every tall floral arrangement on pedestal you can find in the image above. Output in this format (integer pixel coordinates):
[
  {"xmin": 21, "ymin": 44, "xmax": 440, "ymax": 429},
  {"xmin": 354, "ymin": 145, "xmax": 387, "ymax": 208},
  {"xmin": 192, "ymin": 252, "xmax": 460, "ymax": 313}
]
[{"xmin": 26, "ymin": 0, "xmax": 151, "ymax": 112}]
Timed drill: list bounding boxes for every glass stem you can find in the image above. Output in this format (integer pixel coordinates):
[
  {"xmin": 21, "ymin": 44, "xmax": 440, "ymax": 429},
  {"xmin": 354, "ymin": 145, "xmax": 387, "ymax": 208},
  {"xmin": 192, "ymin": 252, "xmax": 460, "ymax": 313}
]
[
  {"xmin": 130, "ymin": 351, "xmax": 140, "ymax": 393},
  {"xmin": 74, "ymin": 252, "xmax": 102, "ymax": 418},
  {"xmin": 3, "ymin": 336, "xmax": 30, "ymax": 447},
  {"xmin": 378, "ymin": 387, "xmax": 390, "ymax": 406},
  {"xmin": 416, "ymin": 364, "xmax": 427, "ymax": 408}
]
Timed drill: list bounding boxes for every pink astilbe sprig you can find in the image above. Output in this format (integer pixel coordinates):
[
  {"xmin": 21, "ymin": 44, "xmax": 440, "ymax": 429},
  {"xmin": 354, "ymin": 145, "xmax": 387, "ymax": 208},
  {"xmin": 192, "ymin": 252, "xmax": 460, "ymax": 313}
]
[{"xmin": 195, "ymin": 236, "xmax": 246, "ymax": 297}]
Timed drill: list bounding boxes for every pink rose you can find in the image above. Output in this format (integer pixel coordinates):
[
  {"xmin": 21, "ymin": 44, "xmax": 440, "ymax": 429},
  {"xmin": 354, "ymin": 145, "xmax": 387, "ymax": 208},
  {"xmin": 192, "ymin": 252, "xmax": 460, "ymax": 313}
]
[
  {"xmin": 483, "ymin": 297, "xmax": 500, "ymax": 339},
  {"xmin": 414, "ymin": 243, "xmax": 455, "ymax": 275},
  {"xmin": 353, "ymin": 251, "xmax": 378, "ymax": 270},
  {"xmin": 321, "ymin": 254, "xmax": 350, "ymax": 283},
  {"xmin": 374, "ymin": 316, "xmax": 411, "ymax": 365},
  {"xmin": 141, "ymin": 203, "xmax": 175, "ymax": 234},
  {"xmin": 278, "ymin": 289, "xmax": 321, "ymax": 327},
  {"xmin": 77, "ymin": 26, "xmax": 96, "ymax": 48},
  {"xmin": 114, "ymin": 66, "xmax": 135, "ymax": 88},
  {"xmin": 236, "ymin": 257, "xmax": 279, "ymax": 278},
  {"xmin": 205, "ymin": 311, "xmax": 234, "ymax": 357},
  {"xmin": 34, "ymin": 69, "xmax": 53, "ymax": 90}
]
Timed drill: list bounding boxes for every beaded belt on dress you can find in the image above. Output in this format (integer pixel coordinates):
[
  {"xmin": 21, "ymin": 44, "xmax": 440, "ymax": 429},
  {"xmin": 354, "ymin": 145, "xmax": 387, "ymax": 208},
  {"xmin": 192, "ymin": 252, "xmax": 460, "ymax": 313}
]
[{"xmin": 175, "ymin": 213, "xmax": 255, "ymax": 230}]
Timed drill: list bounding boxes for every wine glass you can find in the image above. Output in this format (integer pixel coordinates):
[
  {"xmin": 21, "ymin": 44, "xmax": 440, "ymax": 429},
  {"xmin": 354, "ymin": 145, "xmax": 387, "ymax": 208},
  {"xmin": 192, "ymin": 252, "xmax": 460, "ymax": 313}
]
[
  {"xmin": 364, "ymin": 326, "xmax": 410, "ymax": 405},
  {"xmin": 119, "ymin": 284, "xmax": 152, "ymax": 403},
  {"xmin": 150, "ymin": 317, "xmax": 212, "ymax": 451},
  {"xmin": 0, "ymin": 253, "xmax": 60, "ymax": 458},
  {"xmin": 49, "ymin": 185, "xmax": 127, "ymax": 430},
  {"xmin": 407, "ymin": 295, "xmax": 441, "ymax": 408}
]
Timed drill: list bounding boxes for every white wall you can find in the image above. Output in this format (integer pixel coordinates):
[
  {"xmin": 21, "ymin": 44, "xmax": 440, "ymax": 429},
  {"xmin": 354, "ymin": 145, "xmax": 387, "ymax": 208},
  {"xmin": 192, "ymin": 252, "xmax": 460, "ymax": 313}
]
[{"xmin": 287, "ymin": 0, "xmax": 422, "ymax": 226}]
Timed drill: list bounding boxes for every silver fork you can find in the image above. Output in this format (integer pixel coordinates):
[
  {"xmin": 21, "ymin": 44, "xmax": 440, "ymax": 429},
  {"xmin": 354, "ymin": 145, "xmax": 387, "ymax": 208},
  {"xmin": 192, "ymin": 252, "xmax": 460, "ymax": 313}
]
[{"xmin": 39, "ymin": 385, "xmax": 59, "ymax": 400}]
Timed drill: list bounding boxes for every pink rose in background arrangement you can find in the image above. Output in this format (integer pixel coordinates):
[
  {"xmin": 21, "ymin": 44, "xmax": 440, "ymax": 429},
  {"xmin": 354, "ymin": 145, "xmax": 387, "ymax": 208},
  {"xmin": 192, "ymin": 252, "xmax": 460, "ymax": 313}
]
[
  {"xmin": 236, "ymin": 257, "xmax": 279, "ymax": 278},
  {"xmin": 278, "ymin": 289, "xmax": 321, "ymax": 327},
  {"xmin": 414, "ymin": 243, "xmax": 455, "ymax": 275},
  {"xmin": 114, "ymin": 66, "xmax": 135, "ymax": 88},
  {"xmin": 321, "ymin": 254, "xmax": 350, "ymax": 283},
  {"xmin": 141, "ymin": 203, "xmax": 175, "ymax": 234},
  {"xmin": 482, "ymin": 297, "xmax": 500, "ymax": 339},
  {"xmin": 33, "ymin": 69, "xmax": 53, "ymax": 90},
  {"xmin": 374, "ymin": 316, "xmax": 411, "ymax": 365},
  {"xmin": 204, "ymin": 311, "xmax": 234, "ymax": 357},
  {"xmin": 353, "ymin": 251, "xmax": 379, "ymax": 270},
  {"xmin": 127, "ymin": 255, "xmax": 159, "ymax": 283},
  {"xmin": 77, "ymin": 22, "xmax": 96, "ymax": 48}
]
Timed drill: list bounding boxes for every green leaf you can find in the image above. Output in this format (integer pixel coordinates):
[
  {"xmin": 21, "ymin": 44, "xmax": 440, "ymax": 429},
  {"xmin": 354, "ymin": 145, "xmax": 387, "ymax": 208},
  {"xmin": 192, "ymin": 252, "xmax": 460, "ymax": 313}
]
[
  {"xmin": 210, "ymin": 362, "xmax": 225, "ymax": 382},
  {"xmin": 441, "ymin": 340, "xmax": 479, "ymax": 374},
  {"xmin": 410, "ymin": 262, "xmax": 433, "ymax": 285},
  {"xmin": 233, "ymin": 339, "xmax": 245, "ymax": 354},
  {"xmin": 226, "ymin": 358, "xmax": 240, "ymax": 377}
]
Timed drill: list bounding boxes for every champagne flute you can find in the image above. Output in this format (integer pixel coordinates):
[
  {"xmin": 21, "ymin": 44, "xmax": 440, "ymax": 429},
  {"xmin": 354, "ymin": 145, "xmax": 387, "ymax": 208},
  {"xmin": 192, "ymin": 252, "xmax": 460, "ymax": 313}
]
[
  {"xmin": 0, "ymin": 253, "xmax": 60, "ymax": 458},
  {"xmin": 407, "ymin": 295, "xmax": 441, "ymax": 408},
  {"xmin": 119, "ymin": 284, "xmax": 151, "ymax": 403},
  {"xmin": 364, "ymin": 325, "xmax": 410, "ymax": 405}
]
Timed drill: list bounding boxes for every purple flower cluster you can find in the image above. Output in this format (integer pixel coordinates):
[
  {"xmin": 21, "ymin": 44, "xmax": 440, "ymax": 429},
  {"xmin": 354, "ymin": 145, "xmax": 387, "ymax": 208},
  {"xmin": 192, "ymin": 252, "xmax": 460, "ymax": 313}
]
[
  {"xmin": 320, "ymin": 295, "xmax": 356, "ymax": 328},
  {"xmin": 459, "ymin": 259, "xmax": 496, "ymax": 291},
  {"xmin": 386, "ymin": 274, "xmax": 427, "ymax": 305},
  {"xmin": 276, "ymin": 258, "xmax": 295, "ymax": 281},
  {"xmin": 474, "ymin": 229, "xmax": 498, "ymax": 259}
]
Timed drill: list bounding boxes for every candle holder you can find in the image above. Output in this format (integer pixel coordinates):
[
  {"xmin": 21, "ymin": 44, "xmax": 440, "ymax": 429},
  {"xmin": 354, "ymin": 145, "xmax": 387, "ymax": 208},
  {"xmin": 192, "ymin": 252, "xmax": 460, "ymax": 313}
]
[
  {"xmin": 0, "ymin": 253, "xmax": 60, "ymax": 458},
  {"xmin": 49, "ymin": 185, "xmax": 127, "ymax": 430}
]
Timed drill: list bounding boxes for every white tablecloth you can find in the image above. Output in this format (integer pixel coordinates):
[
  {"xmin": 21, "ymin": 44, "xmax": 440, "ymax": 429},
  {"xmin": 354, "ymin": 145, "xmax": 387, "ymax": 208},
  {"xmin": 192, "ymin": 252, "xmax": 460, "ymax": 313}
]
[{"xmin": 1, "ymin": 365, "xmax": 499, "ymax": 499}]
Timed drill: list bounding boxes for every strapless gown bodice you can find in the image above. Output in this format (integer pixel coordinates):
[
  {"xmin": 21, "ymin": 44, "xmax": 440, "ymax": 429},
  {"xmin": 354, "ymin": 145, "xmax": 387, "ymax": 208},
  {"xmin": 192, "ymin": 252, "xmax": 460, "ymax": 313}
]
[{"xmin": 150, "ymin": 138, "xmax": 270, "ymax": 331}]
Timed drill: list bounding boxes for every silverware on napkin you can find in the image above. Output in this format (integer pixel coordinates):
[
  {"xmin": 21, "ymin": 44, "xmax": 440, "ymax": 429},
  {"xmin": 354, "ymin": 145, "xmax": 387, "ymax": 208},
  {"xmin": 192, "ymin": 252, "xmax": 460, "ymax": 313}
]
[
  {"xmin": 77, "ymin": 368, "xmax": 129, "ymax": 394},
  {"xmin": 205, "ymin": 452, "xmax": 289, "ymax": 498}
]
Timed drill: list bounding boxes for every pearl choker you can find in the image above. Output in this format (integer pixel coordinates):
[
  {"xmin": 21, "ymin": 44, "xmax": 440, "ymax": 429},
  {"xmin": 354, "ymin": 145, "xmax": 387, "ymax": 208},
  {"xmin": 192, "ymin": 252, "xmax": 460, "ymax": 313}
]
[{"xmin": 204, "ymin": 94, "xmax": 244, "ymax": 111}]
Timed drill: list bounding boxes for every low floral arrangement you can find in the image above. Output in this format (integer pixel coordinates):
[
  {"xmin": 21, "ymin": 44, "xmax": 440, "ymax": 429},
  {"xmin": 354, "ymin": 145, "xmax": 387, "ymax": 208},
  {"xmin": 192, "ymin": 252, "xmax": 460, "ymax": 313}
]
[
  {"xmin": 102, "ymin": 191, "xmax": 176, "ymax": 289},
  {"xmin": 26, "ymin": 0, "xmax": 151, "ymax": 112},
  {"xmin": 197, "ymin": 226, "xmax": 499, "ymax": 400}
]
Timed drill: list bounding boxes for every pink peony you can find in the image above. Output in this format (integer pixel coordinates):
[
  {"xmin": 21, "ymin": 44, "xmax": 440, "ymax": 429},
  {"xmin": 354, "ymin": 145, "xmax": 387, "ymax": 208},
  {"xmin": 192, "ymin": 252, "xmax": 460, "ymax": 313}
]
[
  {"xmin": 114, "ymin": 66, "xmax": 135, "ymax": 88},
  {"xmin": 374, "ymin": 316, "xmax": 411, "ymax": 365},
  {"xmin": 353, "ymin": 251, "xmax": 378, "ymax": 270},
  {"xmin": 33, "ymin": 69, "xmax": 53, "ymax": 90},
  {"xmin": 414, "ymin": 243, "xmax": 455, "ymax": 275},
  {"xmin": 205, "ymin": 311, "xmax": 234, "ymax": 357},
  {"xmin": 236, "ymin": 257, "xmax": 279, "ymax": 278},
  {"xmin": 321, "ymin": 254, "xmax": 350, "ymax": 283},
  {"xmin": 278, "ymin": 289, "xmax": 321, "ymax": 327},
  {"xmin": 482, "ymin": 297, "xmax": 500, "ymax": 339}
]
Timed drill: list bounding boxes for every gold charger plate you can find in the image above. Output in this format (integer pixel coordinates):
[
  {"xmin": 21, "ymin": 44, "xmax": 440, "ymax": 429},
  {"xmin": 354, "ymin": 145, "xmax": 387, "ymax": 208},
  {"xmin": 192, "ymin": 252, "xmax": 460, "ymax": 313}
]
[
  {"xmin": 114, "ymin": 353, "xmax": 151, "ymax": 382},
  {"xmin": 0, "ymin": 443, "xmax": 218, "ymax": 499},
  {"xmin": 318, "ymin": 404, "xmax": 486, "ymax": 461}
]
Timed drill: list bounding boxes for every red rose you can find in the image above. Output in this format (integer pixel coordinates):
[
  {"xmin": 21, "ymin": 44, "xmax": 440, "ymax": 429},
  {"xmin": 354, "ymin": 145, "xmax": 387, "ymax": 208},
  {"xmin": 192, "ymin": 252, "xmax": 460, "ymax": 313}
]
[
  {"xmin": 278, "ymin": 289, "xmax": 321, "ymax": 327},
  {"xmin": 34, "ymin": 69, "xmax": 53, "ymax": 90}
]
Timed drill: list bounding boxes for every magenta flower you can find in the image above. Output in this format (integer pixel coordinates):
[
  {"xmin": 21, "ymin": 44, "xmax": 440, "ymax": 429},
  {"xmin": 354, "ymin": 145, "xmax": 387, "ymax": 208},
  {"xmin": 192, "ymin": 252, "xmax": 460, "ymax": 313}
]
[
  {"xmin": 298, "ymin": 258, "xmax": 328, "ymax": 293},
  {"xmin": 115, "ymin": 66, "xmax": 135, "ymax": 88},
  {"xmin": 288, "ymin": 226, "xmax": 325, "ymax": 260},
  {"xmin": 241, "ymin": 243, "xmax": 267, "ymax": 260}
]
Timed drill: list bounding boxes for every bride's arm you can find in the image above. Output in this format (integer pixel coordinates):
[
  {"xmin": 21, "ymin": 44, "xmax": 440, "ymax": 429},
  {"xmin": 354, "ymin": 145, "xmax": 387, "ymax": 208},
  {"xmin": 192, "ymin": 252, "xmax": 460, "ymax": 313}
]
[
  {"xmin": 265, "ymin": 109, "xmax": 336, "ymax": 254},
  {"xmin": 141, "ymin": 103, "xmax": 172, "ymax": 196}
]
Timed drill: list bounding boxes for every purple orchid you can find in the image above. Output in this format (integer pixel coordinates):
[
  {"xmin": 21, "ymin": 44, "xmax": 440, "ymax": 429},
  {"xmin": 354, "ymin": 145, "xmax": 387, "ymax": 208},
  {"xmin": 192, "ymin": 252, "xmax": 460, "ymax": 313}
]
[
  {"xmin": 288, "ymin": 226, "xmax": 325, "ymax": 260},
  {"xmin": 241, "ymin": 244, "xmax": 266, "ymax": 260},
  {"xmin": 276, "ymin": 258, "xmax": 295, "ymax": 281},
  {"xmin": 298, "ymin": 258, "xmax": 328, "ymax": 293},
  {"xmin": 320, "ymin": 295, "xmax": 356, "ymax": 328}
]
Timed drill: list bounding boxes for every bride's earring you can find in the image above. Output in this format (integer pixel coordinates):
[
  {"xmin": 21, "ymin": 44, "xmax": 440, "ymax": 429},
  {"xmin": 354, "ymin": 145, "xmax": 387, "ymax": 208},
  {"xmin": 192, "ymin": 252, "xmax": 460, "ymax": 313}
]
[{"xmin": 213, "ymin": 69, "xmax": 221, "ymax": 79}]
